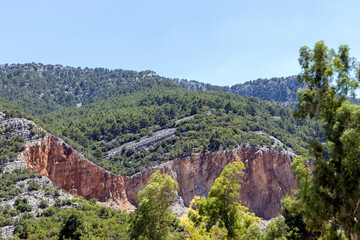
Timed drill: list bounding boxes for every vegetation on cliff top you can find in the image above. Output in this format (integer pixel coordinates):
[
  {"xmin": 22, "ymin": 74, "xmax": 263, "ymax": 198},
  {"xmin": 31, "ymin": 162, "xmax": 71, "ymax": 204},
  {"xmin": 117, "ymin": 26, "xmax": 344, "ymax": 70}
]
[
  {"xmin": 0, "ymin": 63, "xmax": 324, "ymax": 175},
  {"xmin": 41, "ymin": 89, "xmax": 322, "ymax": 175}
]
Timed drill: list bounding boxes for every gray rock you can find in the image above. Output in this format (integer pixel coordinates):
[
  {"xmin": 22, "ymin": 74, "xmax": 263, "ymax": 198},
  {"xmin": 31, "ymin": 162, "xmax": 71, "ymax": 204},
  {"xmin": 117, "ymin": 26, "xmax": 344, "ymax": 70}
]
[{"xmin": 0, "ymin": 112, "xmax": 45, "ymax": 141}]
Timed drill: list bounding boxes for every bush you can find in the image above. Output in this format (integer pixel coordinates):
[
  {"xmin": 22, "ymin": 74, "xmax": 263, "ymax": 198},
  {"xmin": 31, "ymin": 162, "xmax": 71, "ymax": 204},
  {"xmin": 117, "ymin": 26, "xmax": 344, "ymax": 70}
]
[
  {"xmin": 14, "ymin": 198, "xmax": 32, "ymax": 213},
  {"xmin": 28, "ymin": 180, "xmax": 40, "ymax": 191},
  {"xmin": 0, "ymin": 215, "xmax": 12, "ymax": 227},
  {"xmin": 54, "ymin": 189, "xmax": 60, "ymax": 198},
  {"xmin": 42, "ymin": 207, "xmax": 57, "ymax": 217},
  {"xmin": 16, "ymin": 202, "xmax": 32, "ymax": 213},
  {"xmin": 39, "ymin": 199, "xmax": 49, "ymax": 209}
]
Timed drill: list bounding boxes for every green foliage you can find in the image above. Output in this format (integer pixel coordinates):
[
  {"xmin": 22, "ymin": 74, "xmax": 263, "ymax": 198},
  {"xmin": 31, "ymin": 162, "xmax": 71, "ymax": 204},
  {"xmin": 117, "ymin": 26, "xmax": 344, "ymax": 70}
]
[
  {"xmin": 0, "ymin": 214, "xmax": 13, "ymax": 227},
  {"xmin": 0, "ymin": 97, "xmax": 29, "ymax": 119},
  {"xmin": 0, "ymin": 63, "xmax": 323, "ymax": 177},
  {"xmin": 39, "ymin": 199, "xmax": 49, "ymax": 209},
  {"xmin": 27, "ymin": 179, "xmax": 41, "ymax": 191},
  {"xmin": 0, "ymin": 134, "xmax": 26, "ymax": 164},
  {"xmin": 129, "ymin": 170, "xmax": 181, "ymax": 240},
  {"xmin": 0, "ymin": 169, "xmax": 36, "ymax": 201},
  {"xmin": 13, "ymin": 200, "xmax": 130, "ymax": 239},
  {"xmin": 262, "ymin": 216, "xmax": 288, "ymax": 240},
  {"xmin": 14, "ymin": 198, "xmax": 32, "ymax": 212},
  {"xmin": 243, "ymin": 223, "xmax": 262, "ymax": 240},
  {"xmin": 59, "ymin": 211, "xmax": 87, "ymax": 240},
  {"xmin": 0, "ymin": 63, "xmax": 180, "ymax": 116},
  {"xmin": 181, "ymin": 162, "xmax": 259, "ymax": 239},
  {"xmin": 40, "ymin": 89, "xmax": 321, "ymax": 175},
  {"xmin": 293, "ymin": 41, "xmax": 360, "ymax": 238}
]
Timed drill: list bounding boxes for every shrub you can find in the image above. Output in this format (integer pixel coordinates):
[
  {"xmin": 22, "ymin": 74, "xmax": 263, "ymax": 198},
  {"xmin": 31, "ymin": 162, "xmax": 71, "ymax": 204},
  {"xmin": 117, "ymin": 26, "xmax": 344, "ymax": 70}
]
[{"xmin": 39, "ymin": 199, "xmax": 49, "ymax": 209}]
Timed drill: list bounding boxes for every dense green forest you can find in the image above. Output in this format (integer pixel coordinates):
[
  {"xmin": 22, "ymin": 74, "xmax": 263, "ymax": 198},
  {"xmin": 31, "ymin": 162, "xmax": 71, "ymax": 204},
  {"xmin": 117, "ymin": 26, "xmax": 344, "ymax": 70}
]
[
  {"xmin": 177, "ymin": 75, "xmax": 305, "ymax": 107},
  {"xmin": 0, "ymin": 63, "xmax": 324, "ymax": 175},
  {"xmin": 41, "ymin": 89, "xmax": 323, "ymax": 175},
  {"xmin": 2, "ymin": 61, "xmax": 350, "ymax": 238},
  {"xmin": 0, "ymin": 63, "xmax": 179, "ymax": 116}
]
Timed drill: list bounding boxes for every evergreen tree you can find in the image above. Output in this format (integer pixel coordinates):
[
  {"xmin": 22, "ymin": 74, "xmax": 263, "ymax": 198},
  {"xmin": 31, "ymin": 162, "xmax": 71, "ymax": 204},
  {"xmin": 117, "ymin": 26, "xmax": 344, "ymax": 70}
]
[
  {"xmin": 292, "ymin": 41, "xmax": 360, "ymax": 239},
  {"xmin": 129, "ymin": 170, "xmax": 179, "ymax": 240}
]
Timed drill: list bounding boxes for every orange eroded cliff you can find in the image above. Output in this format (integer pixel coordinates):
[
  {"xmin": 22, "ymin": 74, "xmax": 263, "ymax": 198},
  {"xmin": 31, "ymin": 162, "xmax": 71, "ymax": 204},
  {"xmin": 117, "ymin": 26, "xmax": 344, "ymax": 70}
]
[{"xmin": 22, "ymin": 135, "xmax": 297, "ymax": 219}]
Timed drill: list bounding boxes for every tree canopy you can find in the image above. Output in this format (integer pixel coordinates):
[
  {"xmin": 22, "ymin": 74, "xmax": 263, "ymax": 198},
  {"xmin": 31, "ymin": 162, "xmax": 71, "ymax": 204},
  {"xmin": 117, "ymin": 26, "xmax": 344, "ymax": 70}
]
[
  {"xmin": 181, "ymin": 162, "xmax": 259, "ymax": 239},
  {"xmin": 289, "ymin": 41, "xmax": 360, "ymax": 239},
  {"xmin": 129, "ymin": 170, "xmax": 179, "ymax": 240}
]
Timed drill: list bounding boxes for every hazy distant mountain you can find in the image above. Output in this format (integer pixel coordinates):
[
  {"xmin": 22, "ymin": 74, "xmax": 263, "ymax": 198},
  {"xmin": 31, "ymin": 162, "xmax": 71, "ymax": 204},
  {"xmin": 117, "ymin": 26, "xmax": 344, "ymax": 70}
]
[
  {"xmin": 176, "ymin": 76, "xmax": 305, "ymax": 107},
  {"xmin": 229, "ymin": 76, "xmax": 305, "ymax": 107}
]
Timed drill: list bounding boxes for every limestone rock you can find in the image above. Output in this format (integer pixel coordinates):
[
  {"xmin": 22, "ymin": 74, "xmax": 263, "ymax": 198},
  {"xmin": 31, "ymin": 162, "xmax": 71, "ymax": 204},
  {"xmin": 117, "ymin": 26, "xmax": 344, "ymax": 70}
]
[
  {"xmin": 0, "ymin": 112, "xmax": 44, "ymax": 141},
  {"xmin": 22, "ymin": 135, "xmax": 298, "ymax": 219}
]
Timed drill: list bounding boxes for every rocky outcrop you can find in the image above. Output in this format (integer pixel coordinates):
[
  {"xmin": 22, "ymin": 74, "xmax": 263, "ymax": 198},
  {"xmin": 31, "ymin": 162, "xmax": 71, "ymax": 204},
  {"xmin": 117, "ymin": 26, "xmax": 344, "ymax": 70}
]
[
  {"xmin": 230, "ymin": 76, "xmax": 305, "ymax": 107},
  {"xmin": 0, "ymin": 114, "xmax": 43, "ymax": 141},
  {"xmin": 106, "ymin": 128, "xmax": 176, "ymax": 158},
  {"xmin": 22, "ymin": 135, "xmax": 298, "ymax": 219},
  {"xmin": 22, "ymin": 136, "xmax": 133, "ymax": 210},
  {"xmin": 177, "ymin": 80, "xmax": 207, "ymax": 91}
]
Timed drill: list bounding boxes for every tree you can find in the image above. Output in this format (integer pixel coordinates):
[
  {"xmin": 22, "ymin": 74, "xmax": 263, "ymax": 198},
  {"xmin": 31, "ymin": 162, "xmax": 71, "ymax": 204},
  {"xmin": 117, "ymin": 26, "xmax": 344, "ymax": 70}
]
[
  {"xmin": 293, "ymin": 41, "xmax": 360, "ymax": 239},
  {"xmin": 129, "ymin": 170, "xmax": 179, "ymax": 240},
  {"xmin": 59, "ymin": 211, "xmax": 89, "ymax": 240},
  {"xmin": 181, "ymin": 162, "xmax": 259, "ymax": 239},
  {"xmin": 261, "ymin": 216, "xmax": 288, "ymax": 240}
]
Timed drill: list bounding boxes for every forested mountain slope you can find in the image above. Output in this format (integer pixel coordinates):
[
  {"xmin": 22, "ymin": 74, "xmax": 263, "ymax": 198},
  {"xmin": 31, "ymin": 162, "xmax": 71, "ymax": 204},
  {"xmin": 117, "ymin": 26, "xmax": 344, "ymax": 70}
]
[
  {"xmin": 0, "ymin": 63, "xmax": 179, "ymax": 115},
  {"xmin": 41, "ymin": 89, "xmax": 323, "ymax": 175},
  {"xmin": 229, "ymin": 76, "xmax": 305, "ymax": 107},
  {"xmin": 0, "ymin": 63, "xmax": 325, "ymax": 237},
  {"xmin": 0, "ymin": 107, "xmax": 293, "ymax": 238},
  {"xmin": 0, "ymin": 101, "xmax": 298, "ymax": 220},
  {"xmin": 0, "ymin": 63, "xmax": 324, "ymax": 176},
  {"xmin": 177, "ymin": 76, "xmax": 306, "ymax": 107}
]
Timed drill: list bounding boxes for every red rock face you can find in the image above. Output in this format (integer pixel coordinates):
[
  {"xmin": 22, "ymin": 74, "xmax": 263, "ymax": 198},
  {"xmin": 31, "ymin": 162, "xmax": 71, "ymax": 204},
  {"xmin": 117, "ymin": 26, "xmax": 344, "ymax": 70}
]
[
  {"xmin": 22, "ymin": 135, "xmax": 298, "ymax": 219},
  {"xmin": 22, "ymin": 136, "xmax": 132, "ymax": 210}
]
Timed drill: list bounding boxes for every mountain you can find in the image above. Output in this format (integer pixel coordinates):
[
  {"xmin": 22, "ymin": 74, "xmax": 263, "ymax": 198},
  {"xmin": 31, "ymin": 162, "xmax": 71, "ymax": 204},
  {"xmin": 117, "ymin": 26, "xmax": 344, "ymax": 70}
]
[
  {"xmin": 0, "ymin": 63, "xmax": 323, "ymax": 175},
  {"xmin": 229, "ymin": 76, "xmax": 305, "ymax": 107},
  {"xmin": 0, "ymin": 63, "xmax": 323, "ymax": 237},
  {"xmin": 0, "ymin": 97, "xmax": 299, "ymax": 237},
  {"xmin": 0, "ymin": 103, "xmax": 130, "ymax": 239},
  {"xmin": 0, "ymin": 63, "xmax": 179, "ymax": 116},
  {"xmin": 176, "ymin": 75, "xmax": 305, "ymax": 107},
  {"xmin": 1, "ymin": 107, "xmax": 297, "ymax": 221}
]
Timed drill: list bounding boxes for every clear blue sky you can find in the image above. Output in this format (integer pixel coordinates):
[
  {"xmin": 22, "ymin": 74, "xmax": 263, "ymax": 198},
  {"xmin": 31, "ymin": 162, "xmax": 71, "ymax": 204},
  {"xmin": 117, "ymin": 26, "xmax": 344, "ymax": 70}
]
[{"xmin": 1, "ymin": 0, "xmax": 360, "ymax": 86}]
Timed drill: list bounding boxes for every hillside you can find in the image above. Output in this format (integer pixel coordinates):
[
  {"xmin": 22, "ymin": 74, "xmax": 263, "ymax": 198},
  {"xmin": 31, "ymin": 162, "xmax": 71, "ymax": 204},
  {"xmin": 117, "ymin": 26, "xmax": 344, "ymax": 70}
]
[
  {"xmin": 0, "ymin": 107, "xmax": 298, "ymax": 220},
  {"xmin": 0, "ymin": 63, "xmax": 324, "ymax": 176},
  {"xmin": 229, "ymin": 76, "xmax": 305, "ymax": 107},
  {"xmin": 0, "ymin": 63, "xmax": 325, "ymax": 238},
  {"xmin": 0, "ymin": 108, "xmax": 296, "ymax": 238},
  {"xmin": 177, "ymin": 76, "xmax": 306, "ymax": 107},
  {"xmin": 0, "ymin": 63, "xmax": 179, "ymax": 116},
  {"xmin": 0, "ymin": 103, "xmax": 131, "ymax": 239},
  {"xmin": 0, "ymin": 63, "xmax": 308, "ymax": 116},
  {"xmin": 41, "ymin": 89, "xmax": 322, "ymax": 175}
]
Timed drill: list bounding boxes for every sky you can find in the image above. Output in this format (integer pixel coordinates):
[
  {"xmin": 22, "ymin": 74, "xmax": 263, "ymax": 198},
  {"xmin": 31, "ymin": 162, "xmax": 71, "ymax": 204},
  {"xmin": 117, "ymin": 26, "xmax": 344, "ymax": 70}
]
[{"xmin": 1, "ymin": 0, "xmax": 360, "ymax": 86}]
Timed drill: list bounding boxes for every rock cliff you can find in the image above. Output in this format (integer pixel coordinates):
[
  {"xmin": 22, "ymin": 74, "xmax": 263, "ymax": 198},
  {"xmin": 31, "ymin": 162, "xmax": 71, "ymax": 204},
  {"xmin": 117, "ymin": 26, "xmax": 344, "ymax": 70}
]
[{"xmin": 22, "ymin": 135, "xmax": 297, "ymax": 219}]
